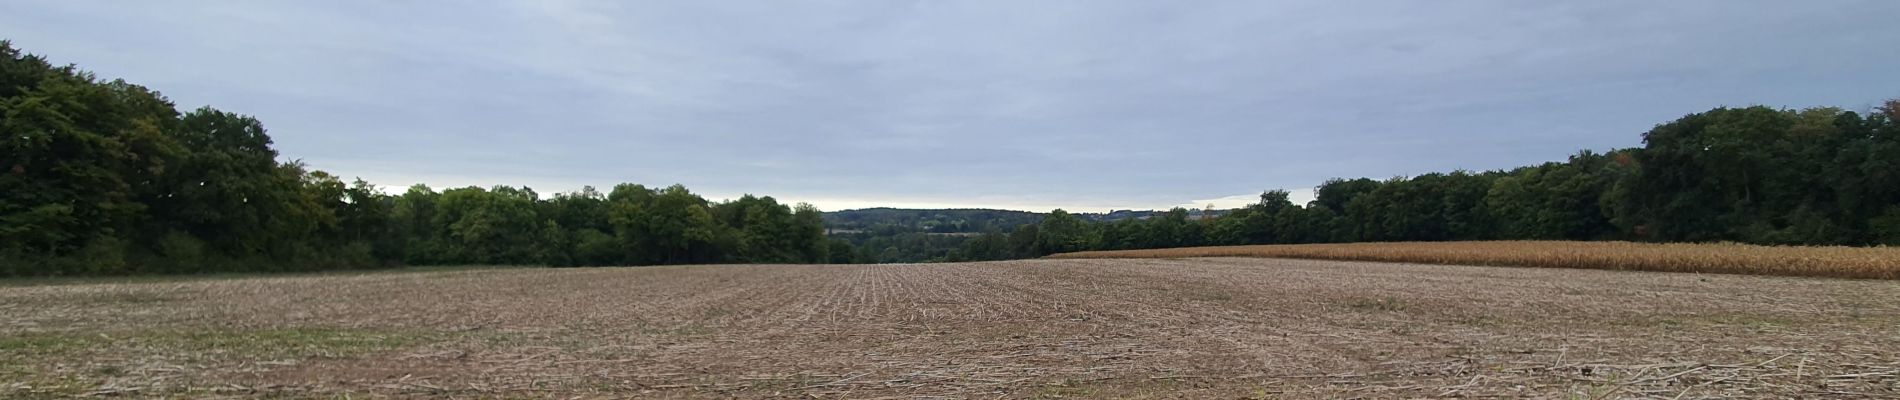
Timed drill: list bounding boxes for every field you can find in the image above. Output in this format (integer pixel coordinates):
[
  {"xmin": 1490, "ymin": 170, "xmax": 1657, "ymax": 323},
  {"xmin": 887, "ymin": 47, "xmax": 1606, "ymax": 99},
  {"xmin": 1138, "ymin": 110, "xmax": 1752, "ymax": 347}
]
[
  {"xmin": 1049, "ymin": 241, "xmax": 1900, "ymax": 280},
  {"xmin": 3, "ymin": 258, "xmax": 1898, "ymax": 398}
]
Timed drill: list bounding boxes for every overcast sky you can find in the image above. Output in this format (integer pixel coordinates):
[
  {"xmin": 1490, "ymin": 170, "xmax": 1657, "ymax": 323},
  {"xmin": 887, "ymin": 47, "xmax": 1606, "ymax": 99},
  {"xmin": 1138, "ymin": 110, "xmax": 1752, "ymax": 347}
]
[{"xmin": 4, "ymin": 1, "xmax": 1895, "ymax": 212}]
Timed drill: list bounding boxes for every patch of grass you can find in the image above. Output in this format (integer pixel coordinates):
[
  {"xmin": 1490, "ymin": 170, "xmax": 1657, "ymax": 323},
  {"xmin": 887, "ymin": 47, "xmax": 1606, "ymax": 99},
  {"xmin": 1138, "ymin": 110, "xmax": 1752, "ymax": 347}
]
[
  {"xmin": 81, "ymin": 291, "xmax": 175, "ymax": 305},
  {"xmin": 1034, "ymin": 378, "xmax": 1103, "ymax": 398},
  {"xmin": 1032, "ymin": 377, "xmax": 1211, "ymax": 397},
  {"xmin": 0, "ymin": 328, "xmax": 433, "ymax": 398},
  {"xmin": 0, "ymin": 334, "xmax": 91, "ymax": 353},
  {"xmin": 1247, "ymin": 387, "xmax": 1279, "ymax": 399},
  {"xmin": 0, "ymin": 328, "xmax": 432, "ymax": 361},
  {"xmin": 1346, "ymin": 297, "xmax": 1409, "ymax": 312},
  {"xmin": 163, "ymin": 328, "xmax": 432, "ymax": 359}
]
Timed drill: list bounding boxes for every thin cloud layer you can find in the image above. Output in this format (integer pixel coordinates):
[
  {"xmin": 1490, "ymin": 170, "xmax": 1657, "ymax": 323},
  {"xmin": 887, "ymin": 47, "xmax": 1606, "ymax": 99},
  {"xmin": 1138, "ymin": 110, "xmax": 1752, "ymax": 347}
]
[{"xmin": 3, "ymin": 1, "xmax": 1895, "ymax": 211}]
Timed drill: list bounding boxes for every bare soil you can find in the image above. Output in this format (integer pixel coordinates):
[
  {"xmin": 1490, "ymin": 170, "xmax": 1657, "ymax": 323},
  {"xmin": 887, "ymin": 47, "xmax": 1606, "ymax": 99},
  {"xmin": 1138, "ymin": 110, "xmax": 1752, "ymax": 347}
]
[{"xmin": 3, "ymin": 258, "xmax": 1897, "ymax": 398}]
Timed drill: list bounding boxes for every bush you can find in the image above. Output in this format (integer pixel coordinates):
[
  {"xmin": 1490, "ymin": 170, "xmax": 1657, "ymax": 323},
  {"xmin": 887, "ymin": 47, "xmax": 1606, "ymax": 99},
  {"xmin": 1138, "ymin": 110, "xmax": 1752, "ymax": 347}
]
[
  {"xmin": 52, "ymin": 237, "xmax": 130, "ymax": 276},
  {"xmin": 572, "ymin": 229, "xmax": 619, "ymax": 266},
  {"xmin": 151, "ymin": 231, "xmax": 209, "ymax": 273},
  {"xmin": 1871, "ymin": 207, "xmax": 1900, "ymax": 246}
]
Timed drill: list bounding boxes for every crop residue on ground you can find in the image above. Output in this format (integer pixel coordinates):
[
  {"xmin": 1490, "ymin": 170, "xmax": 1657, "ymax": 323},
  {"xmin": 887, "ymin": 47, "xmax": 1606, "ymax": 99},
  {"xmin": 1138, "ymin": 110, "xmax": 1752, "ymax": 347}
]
[{"xmin": 2, "ymin": 258, "xmax": 1897, "ymax": 398}]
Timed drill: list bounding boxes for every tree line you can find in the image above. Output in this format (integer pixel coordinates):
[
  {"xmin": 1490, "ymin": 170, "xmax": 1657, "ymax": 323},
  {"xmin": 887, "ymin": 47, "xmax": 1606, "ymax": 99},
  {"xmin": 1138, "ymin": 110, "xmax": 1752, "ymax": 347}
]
[
  {"xmin": 949, "ymin": 100, "xmax": 1900, "ymax": 261},
  {"xmin": 820, "ymin": 208, "xmax": 1233, "ymax": 263},
  {"xmin": 0, "ymin": 41, "xmax": 839, "ymax": 276}
]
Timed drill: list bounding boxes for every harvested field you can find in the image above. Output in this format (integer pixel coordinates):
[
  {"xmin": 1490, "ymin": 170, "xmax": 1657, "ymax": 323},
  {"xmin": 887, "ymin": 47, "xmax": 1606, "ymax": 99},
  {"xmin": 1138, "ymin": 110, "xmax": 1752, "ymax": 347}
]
[
  {"xmin": 3, "ymin": 258, "xmax": 1898, "ymax": 398},
  {"xmin": 1049, "ymin": 241, "xmax": 1900, "ymax": 280}
]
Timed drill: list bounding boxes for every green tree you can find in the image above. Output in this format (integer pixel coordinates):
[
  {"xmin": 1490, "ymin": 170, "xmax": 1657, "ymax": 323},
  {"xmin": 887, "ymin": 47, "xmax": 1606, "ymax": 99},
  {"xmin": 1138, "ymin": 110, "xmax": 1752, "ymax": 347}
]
[
  {"xmin": 1485, "ymin": 151, "xmax": 1617, "ymax": 240},
  {"xmin": 1035, "ymin": 209, "xmax": 1093, "ymax": 255}
]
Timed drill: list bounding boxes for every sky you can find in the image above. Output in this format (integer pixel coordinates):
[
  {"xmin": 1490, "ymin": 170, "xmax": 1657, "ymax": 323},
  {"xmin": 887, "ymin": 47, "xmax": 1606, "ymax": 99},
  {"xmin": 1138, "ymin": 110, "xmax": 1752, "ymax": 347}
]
[{"xmin": 4, "ymin": 1, "xmax": 1896, "ymax": 212}]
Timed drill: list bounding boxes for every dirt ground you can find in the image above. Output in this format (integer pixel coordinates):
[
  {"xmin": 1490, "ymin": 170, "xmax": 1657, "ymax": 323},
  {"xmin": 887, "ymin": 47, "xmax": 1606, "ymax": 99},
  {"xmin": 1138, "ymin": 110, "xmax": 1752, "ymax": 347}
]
[{"xmin": 2, "ymin": 258, "xmax": 1897, "ymax": 399}]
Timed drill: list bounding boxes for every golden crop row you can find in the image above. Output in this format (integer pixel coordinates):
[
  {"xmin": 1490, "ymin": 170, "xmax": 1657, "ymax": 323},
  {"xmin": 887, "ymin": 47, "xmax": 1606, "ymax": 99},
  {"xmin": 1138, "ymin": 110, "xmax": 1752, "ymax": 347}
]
[{"xmin": 1046, "ymin": 241, "xmax": 1900, "ymax": 280}]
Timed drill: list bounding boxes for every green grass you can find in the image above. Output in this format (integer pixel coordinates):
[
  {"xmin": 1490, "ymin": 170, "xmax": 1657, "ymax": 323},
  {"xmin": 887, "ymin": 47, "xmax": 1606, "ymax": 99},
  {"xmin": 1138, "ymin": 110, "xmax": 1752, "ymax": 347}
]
[
  {"xmin": 0, "ymin": 334, "xmax": 89, "ymax": 353},
  {"xmin": 1345, "ymin": 297, "xmax": 1410, "ymax": 312},
  {"xmin": 77, "ymin": 291, "xmax": 177, "ymax": 305}
]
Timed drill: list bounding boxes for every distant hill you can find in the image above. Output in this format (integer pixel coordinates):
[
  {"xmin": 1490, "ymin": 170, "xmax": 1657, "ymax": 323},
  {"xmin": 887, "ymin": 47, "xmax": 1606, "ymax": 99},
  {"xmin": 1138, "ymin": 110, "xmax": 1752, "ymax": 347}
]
[
  {"xmin": 823, "ymin": 208, "xmax": 1044, "ymax": 233},
  {"xmin": 822, "ymin": 206, "xmax": 1239, "ymax": 263},
  {"xmin": 1083, "ymin": 208, "xmax": 1232, "ymax": 222},
  {"xmin": 823, "ymin": 207, "xmax": 1235, "ymax": 233}
]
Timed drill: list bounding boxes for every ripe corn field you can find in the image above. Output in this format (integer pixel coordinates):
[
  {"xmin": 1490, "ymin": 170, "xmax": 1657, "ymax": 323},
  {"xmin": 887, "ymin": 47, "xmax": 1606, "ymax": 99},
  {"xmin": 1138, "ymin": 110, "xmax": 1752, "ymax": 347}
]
[{"xmin": 1046, "ymin": 241, "xmax": 1900, "ymax": 279}]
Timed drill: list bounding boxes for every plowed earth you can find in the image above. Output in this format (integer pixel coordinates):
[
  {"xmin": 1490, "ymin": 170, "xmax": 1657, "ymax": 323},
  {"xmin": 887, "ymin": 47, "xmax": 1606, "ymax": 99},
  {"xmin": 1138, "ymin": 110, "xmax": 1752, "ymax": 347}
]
[{"xmin": 3, "ymin": 258, "xmax": 1897, "ymax": 398}]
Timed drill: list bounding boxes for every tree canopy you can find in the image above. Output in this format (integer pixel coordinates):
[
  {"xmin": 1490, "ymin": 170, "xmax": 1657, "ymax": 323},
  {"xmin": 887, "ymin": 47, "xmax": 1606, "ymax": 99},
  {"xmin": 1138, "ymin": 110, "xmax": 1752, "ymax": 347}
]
[
  {"xmin": 946, "ymin": 102, "xmax": 1900, "ymax": 260},
  {"xmin": 0, "ymin": 41, "xmax": 834, "ymax": 276}
]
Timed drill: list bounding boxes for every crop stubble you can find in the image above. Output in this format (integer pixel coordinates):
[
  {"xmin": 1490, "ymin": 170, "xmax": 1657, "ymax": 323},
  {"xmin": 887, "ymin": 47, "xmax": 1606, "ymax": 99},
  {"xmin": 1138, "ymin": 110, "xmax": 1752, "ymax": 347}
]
[{"xmin": 2, "ymin": 258, "xmax": 1896, "ymax": 398}]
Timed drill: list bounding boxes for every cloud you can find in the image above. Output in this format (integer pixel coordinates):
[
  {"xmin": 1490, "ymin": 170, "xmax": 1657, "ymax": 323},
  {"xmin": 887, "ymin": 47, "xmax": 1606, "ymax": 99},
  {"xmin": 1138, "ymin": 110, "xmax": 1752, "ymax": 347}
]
[
  {"xmin": 4, "ymin": 0, "xmax": 1895, "ymax": 211},
  {"xmin": 1172, "ymin": 189, "xmax": 1317, "ymax": 212}
]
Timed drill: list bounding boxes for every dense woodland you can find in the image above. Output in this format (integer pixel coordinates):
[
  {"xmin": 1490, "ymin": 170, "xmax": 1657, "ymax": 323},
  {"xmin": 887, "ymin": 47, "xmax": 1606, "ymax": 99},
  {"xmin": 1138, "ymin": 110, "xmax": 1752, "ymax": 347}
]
[
  {"xmin": 944, "ymin": 101, "xmax": 1900, "ymax": 261},
  {"xmin": 3, "ymin": 41, "xmax": 1898, "ymax": 275},
  {"xmin": 0, "ymin": 42, "xmax": 837, "ymax": 276}
]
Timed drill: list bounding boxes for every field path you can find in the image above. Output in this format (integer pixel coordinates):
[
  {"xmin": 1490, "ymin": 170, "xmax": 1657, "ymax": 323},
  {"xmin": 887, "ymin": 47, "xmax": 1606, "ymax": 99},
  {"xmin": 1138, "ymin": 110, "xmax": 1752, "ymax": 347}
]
[{"xmin": 3, "ymin": 258, "xmax": 1897, "ymax": 398}]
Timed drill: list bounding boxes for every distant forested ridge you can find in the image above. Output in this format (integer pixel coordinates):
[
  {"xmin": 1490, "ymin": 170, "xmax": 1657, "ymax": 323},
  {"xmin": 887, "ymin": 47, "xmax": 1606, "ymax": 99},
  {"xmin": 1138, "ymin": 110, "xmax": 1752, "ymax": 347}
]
[
  {"xmin": 823, "ymin": 208, "xmax": 1043, "ymax": 233},
  {"xmin": 823, "ymin": 208, "xmax": 1231, "ymax": 263},
  {"xmin": 822, "ymin": 208, "xmax": 1229, "ymax": 235},
  {"xmin": 941, "ymin": 98, "xmax": 1900, "ymax": 261},
  {"xmin": 0, "ymin": 42, "xmax": 840, "ymax": 276}
]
